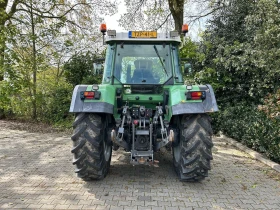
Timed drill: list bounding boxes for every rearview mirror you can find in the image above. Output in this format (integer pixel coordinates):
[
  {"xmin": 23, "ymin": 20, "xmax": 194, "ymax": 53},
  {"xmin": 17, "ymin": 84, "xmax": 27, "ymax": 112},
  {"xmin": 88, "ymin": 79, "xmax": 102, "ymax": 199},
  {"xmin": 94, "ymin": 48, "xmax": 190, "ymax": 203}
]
[
  {"xmin": 93, "ymin": 58, "xmax": 105, "ymax": 75},
  {"xmin": 184, "ymin": 63, "xmax": 192, "ymax": 74},
  {"xmin": 93, "ymin": 63, "xmax": 103, "ymax": 75}
]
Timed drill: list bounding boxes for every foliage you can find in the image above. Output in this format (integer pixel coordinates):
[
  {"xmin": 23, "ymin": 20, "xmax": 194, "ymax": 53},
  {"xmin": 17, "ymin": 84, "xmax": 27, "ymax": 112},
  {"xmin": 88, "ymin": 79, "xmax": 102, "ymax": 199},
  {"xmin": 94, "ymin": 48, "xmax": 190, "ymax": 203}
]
[
  {"xmin": 0, "ymin": 66, "xmax": 72, "ymax": 124},
  {"xmin": 64, "ymin": 52, "xmax": 103, "ymax": 86},
  {"xmin": 35, "ymin": 68, "xmax": 73, "ymax": 124},
  {"xmin": 1, "ymin": 0, "xmax": 117, "ymax": 56},
  {"xmin": 180, "ymin": 38, "xmax": 199, "ymax": 61},
  {"xmin": 258, "ymin": 89, "xmax": 280, "ymax": 120},
  {"xmin": 42, "ymin": 85, "xmax": 73, "ymax": 128},
  {"xmin": 119, "ymin": 0, "xmax": 172, "ymax": 31},
  {"xmin": 195, "ymin": 0, "xmax": 280, "ymax": 106},
  {"xmin": 118, "ymin": 0, "xmax": 225, "ymax": 36},
  {"xmin": 0, "ymin": 49, "xmax": 104, "ymax": 124},
  {"xmin": 215, "ymin": 103, "xmax": 280, "ymax": 163},
  {"xmin": 179, "ymin": 38, "xmax": 200, "ymax": 84},
  {"xmin": 0, "ymin": 80, "xmax": 13, "ymax": 118},
  {"xmin": 187, "ymin": 0, "xmax": 280, "ymax": 163},
  {"xmin": 1, "ymin": 0, "xmax": 118, "ymax": 120}
]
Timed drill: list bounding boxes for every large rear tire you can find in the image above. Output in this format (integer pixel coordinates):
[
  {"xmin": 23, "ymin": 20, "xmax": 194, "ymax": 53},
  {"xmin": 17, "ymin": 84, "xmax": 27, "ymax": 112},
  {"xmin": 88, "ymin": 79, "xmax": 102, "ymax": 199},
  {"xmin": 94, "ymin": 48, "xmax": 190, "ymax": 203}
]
[
  {"xmin": 173, "ymin": 114, "xmax": 213, "ymax": 181},
  {"xmin": 71, "ymin": 113, "xmax": 112, "ymax": 180}
]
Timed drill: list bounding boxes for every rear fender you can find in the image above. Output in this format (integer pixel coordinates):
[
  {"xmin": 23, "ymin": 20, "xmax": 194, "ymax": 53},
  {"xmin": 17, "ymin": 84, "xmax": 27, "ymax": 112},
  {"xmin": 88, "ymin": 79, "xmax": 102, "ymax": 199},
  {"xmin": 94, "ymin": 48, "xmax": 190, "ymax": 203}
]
[
  {"xmin": 69, "ymin": 85, "xmax": 115, "ymax": 114},
  {"xmin": 171, "ymin": 84, "xmax": 218, "ymax": 115}
]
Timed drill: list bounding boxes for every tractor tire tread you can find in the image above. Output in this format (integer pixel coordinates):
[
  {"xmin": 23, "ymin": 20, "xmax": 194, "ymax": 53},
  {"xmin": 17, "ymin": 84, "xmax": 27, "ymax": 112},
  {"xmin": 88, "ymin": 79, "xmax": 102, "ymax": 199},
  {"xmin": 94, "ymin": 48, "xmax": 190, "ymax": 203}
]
[
  {"xmin": 71, "ymin": 113, "xmax": 111, "ymax": 181},
  {"xmin": 173, "ymin": 114, "xmax": 213, "ymax": 182}
]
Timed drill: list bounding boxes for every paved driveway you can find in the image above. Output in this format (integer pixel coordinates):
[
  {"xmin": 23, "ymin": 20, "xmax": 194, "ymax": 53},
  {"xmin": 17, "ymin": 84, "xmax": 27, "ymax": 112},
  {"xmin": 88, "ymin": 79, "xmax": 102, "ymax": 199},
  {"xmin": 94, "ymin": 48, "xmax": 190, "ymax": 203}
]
[{"xmin": 0, "ymin": 121, "xmax": 280, "ymax": 210}]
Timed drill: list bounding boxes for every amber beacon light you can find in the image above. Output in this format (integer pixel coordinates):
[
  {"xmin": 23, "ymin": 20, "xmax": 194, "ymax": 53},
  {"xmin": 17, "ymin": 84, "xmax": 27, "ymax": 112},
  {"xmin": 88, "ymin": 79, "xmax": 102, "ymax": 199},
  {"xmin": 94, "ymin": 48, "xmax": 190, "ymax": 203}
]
[
  {"xmin": 100, "ymin": 23, "xmax": 107, "ymax": 34},
  {"xmin": 182, "ymin": 24, "xmax": 189, "ymax": 35},
  {"xmin": 100, "ymin": 23, "xmax": 107, "ymax": 45}
]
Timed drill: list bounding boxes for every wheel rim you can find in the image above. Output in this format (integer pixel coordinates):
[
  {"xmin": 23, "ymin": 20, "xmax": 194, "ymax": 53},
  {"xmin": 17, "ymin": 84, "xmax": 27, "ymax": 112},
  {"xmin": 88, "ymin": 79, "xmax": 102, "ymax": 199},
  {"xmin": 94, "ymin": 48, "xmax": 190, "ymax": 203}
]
[
  {"xmin": 173, "ymin": 140, "xmax": 181, "ymax": 163},
  {"xmin": 103, "ymin": 139, "xmax": 111, "ymax": 162}
]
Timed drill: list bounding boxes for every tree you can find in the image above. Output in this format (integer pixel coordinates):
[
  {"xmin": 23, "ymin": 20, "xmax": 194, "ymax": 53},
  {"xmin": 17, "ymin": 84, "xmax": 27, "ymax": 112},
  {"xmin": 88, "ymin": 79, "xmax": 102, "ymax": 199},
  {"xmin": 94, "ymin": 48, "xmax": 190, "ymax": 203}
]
[
  {"xmin": 1, "ymin": 0, "xmax": 117, "ymax": 119},
  {"xmin": 168, "ymin": 0, "xmax": 184, "ymax": 33},
  {"xmin": 118, "ymin": 0, "xmax": 230, "ymax": 34},
  {"xmin": 0, "ymin": 0, "xmax": 117, "ymax": 80},
  {"xmin": 119, "ymin": 0, "xmax": 184, "ymax": 32},
  {"xmin": 195, "ymin": 0, "xmax": 280, "ymax": 105},
  {"xmin": 0, "ymin": 0, "xmax": 20, "ymax": 81},
  {"xmin": 64, "ymin": 52, "xmax": 103, "ymax": 86},
  {"xmin": 118, "ymin": 0, "xmax": 172, "ymax": 31},
  {"xmin": 193, "ymin": 0, "xmax": 280, "ymax": 162}
]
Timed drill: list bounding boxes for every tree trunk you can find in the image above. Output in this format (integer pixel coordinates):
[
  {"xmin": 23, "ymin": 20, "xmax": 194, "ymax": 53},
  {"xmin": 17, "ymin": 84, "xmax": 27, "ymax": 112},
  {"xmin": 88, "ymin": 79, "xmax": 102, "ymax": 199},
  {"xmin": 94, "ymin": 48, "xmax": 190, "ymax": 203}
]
[
  {"xmin": 0, "ymin": 42, "xmax": 4, "ymax": 81},
  {"xmin": 0, "ymin": 0, "xmax": 17, "ymax": 81},
  {"xmin": 0, "ymin": 21, "xmax": 5, "ymax": 81},
  {"xmin": 30, "ymin": 1, "xmax": 37, "ymax": 120},
  {"xmin": 168, "ymin": 0, "xmax": 184, "ymax": 33},
  {"xmin": 0, "ymin": 21, "xmax": 5, "ymax": 117}
]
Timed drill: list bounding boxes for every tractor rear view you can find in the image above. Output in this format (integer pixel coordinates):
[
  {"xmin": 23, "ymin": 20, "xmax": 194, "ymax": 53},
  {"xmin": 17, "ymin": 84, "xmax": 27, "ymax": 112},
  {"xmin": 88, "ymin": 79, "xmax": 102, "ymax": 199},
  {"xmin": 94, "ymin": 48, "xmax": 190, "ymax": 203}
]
[{"xmin": 69, "ymin": 24, "xmax": 218, "ymax": 181}]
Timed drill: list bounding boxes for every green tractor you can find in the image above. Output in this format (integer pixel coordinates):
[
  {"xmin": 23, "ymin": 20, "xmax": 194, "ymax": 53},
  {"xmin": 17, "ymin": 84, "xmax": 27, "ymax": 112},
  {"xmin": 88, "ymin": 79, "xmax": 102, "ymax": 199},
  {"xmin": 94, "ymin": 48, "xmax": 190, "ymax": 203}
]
[{"xmin": 69, "ymin": 24, "xmax": 218, "ymax": 181}]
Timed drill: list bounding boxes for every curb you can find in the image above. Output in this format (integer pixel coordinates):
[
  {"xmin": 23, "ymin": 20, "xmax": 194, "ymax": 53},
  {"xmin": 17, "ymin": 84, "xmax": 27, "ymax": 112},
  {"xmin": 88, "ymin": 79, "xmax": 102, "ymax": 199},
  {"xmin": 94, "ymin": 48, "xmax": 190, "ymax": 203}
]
[{"xmin": 219, "ymin": 135, "xmax": 280, "ymax": 173}]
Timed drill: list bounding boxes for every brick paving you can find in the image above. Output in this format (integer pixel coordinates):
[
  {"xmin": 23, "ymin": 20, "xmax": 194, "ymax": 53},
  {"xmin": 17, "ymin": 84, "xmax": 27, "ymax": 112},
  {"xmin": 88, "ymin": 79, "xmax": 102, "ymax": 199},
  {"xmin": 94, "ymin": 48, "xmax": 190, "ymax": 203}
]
[{"xmin": 0, "ymin": 121, "xmax": 280, "ymax": 209}]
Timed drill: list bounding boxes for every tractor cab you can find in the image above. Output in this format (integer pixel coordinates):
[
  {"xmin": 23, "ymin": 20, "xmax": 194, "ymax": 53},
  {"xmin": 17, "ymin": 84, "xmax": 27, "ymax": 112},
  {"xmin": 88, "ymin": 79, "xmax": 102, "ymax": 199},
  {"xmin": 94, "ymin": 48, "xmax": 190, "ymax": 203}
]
[{"xmin": 97, "ymin": 23, "xmax": 189, "ymax": 86}]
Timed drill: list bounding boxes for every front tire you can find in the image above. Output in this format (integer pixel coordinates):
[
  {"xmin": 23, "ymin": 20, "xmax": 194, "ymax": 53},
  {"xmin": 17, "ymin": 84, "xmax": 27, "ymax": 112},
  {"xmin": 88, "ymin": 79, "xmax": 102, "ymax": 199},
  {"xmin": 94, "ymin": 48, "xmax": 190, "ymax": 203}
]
[
  {"xmin": 173, "ymin": 114, "xmax": 213, "ymax": 181},
  {"xmin": 71, "ymin": 113, "xmax": 112, "ymax": 180}
]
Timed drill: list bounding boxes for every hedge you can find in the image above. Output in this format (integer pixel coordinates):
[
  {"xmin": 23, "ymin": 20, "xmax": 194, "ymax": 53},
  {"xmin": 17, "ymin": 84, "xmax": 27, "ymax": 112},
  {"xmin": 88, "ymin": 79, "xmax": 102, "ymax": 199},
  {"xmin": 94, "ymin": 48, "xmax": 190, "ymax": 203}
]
[{"xmin": 213, "ymin": 104, "xmax": 280, "ymax": 163}]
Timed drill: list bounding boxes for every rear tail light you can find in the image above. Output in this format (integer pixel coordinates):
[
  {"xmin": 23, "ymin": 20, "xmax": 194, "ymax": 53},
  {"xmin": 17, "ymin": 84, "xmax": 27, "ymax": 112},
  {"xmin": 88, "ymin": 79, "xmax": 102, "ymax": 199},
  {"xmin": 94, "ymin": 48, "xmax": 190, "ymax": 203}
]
[
  {"xmin": 84, "ymin": 91, "xmax": 95, "ymax": 99},
  {"xmin": 80, "ymin": 91, "xmax": 95, "ymax": 100},
  {"xmin": 186, "ymin": 91, "xmax": 206, "ymax": 100}
]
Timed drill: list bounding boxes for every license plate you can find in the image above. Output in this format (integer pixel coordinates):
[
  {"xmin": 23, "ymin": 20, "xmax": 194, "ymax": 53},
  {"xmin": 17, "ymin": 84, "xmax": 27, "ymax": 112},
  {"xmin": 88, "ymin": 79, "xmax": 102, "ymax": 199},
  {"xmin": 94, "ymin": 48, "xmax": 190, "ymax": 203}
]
[{"xmin": 129, "ymin": 31, "xmax": 157, "ymax": 38}]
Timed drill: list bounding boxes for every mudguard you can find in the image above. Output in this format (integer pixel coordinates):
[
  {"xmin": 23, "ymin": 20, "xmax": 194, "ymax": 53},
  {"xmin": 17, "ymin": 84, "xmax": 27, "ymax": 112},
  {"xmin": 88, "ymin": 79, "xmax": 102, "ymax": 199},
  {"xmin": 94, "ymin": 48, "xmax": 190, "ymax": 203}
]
[
  {"xmin": 171, "ymin": 84, "xmax": 218, "ymax": 115},
  {"xmin": 69, "ymin": 85, "xmax": 114, "ymax": 114}
]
